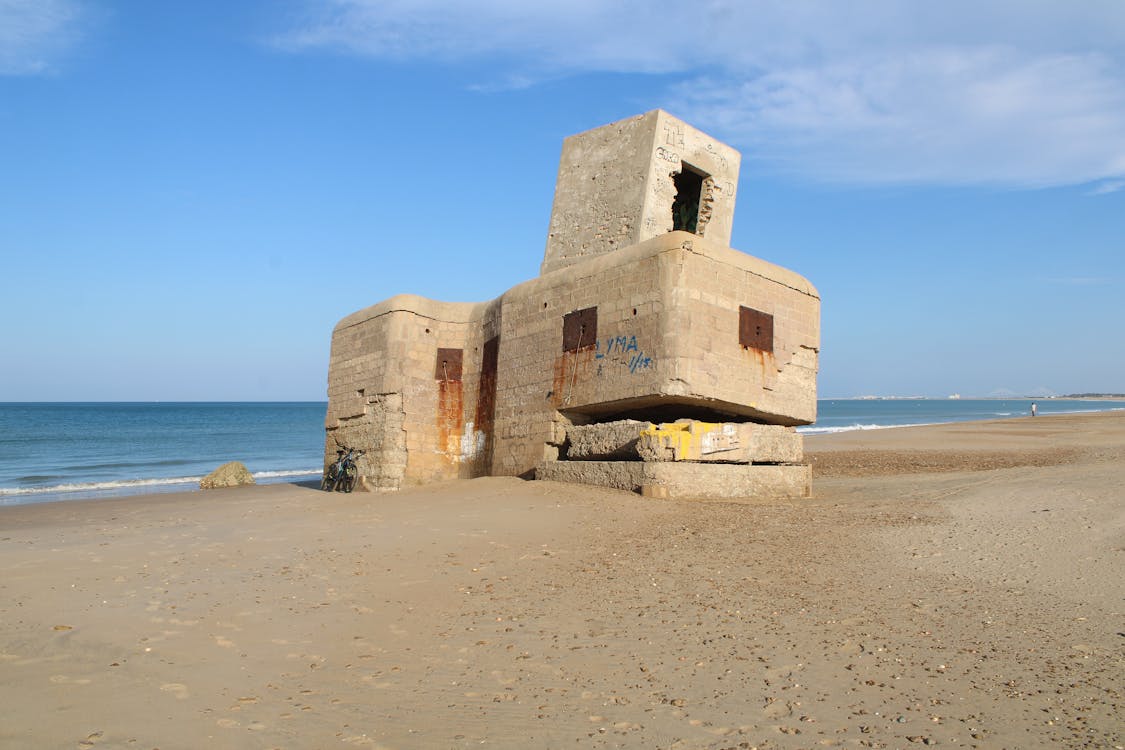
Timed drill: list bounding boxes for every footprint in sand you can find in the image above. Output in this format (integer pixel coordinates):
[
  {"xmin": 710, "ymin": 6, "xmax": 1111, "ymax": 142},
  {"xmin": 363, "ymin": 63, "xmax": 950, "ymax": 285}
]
[
  {"xmin": 763, "ymin": 699, "xmax": 793, "ymax": 718},
  {"xmin": 228, "ymin": 696, "xmax": 259, "ymax": 711},
  {"xmin": 50, "ymin": 675, "xmax": 92, "ymax": 685},
  {"xmin": 706, "ymin": 726, "xmax": 735, "ymax": 736},
  {"xmin": 160, "ymin": 683, "xmax": 189, "ymax": 700},
  {"xmin": 77, "ymin": 730, "xmax": 103, "ymax": 747},
  {"xmin": 216, "ymin": 718, "xmax": 241, "ymax": 729}
]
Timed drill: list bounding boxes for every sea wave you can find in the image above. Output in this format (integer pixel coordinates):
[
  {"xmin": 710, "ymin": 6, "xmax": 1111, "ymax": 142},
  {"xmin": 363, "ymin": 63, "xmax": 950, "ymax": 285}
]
[
  {"xmin": 798, "ymin": 406, "xmax": 1124, "ymax": 435},
  {"xmin": 254, "ymin": 469, "xmax": 321, "ymax": 479},
  {"xmin": 1046, "ymin": 406, "xmax": 1125, "ymax": 415},
  {"xmin": 798, "ymin": 422, "xmax": 933, "ymax": 435},
  {"xmin": 0, "ymin": 475, "xmax": 203, "ymax": 498},
  {"xmin": 0, "ymin": 468, "xmax": 321, "ymax": 501}
]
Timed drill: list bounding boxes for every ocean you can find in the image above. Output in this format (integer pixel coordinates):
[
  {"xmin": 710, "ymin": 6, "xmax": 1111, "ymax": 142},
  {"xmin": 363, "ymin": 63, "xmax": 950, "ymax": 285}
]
[
  {"xmin": 0, "ymin": 402, "xmax": 326, "ymax": 505},
  {"xmin": 0, "ymin": 399, "xmax": 1121, "ymax": 506},
  {"xmin": 800, "ymin": 398, "xmax": 1123, "ymax": 434}
]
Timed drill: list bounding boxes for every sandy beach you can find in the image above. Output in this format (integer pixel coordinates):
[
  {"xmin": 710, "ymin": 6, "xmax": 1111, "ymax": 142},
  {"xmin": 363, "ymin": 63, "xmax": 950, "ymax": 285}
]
[{"xmin": 1, "ymin": 412, "xmax": 1121, "ymax": 749}]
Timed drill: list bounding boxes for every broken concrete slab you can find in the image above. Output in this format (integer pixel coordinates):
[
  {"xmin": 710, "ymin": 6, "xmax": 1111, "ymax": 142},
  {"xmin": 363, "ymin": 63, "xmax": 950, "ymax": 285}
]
[
  {"xmin": 536, "ymin": 460, "xmax": 811, "ymax": 501},
  {"xmin": 563, "ymin": 419, "xmax": 802, "ymax": 463},
  {"xmin": 636, "ymin": 421, "xmax": 802, "ymax": 464},
  {"xmin": 565, "ymin": 419, "xmax": 653, "ymax": 460}
]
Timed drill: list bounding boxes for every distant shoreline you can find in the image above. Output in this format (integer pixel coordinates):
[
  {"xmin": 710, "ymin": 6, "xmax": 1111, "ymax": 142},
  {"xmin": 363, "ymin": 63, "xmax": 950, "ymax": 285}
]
[{"xmin": 824, "ymin": 395, "xmax": 1125, "ymax": 401}]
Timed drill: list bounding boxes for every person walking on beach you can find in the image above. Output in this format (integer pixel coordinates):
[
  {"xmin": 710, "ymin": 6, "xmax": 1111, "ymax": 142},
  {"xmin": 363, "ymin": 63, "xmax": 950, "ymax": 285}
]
[{"xmin": 1031, "ymin": 402, "xmax": 1038, "ymax": 417}]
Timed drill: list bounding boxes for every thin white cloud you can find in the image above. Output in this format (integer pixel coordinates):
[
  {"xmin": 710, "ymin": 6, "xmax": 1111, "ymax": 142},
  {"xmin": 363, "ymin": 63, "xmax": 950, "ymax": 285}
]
[
  {"xmin": 1088, "ymin": 179, "xmax": 1125, "ymax": 195},
  {"xmin": 278, "ymin": 0, "xmax": 1125, "ymax": 189},
  {"xmin": 274, "ymin": 0, "xmax": 687, "ymax": 73},
  {"xmin": 681, "ymin": 48, "xmax": 1125, "ymax": 187},
  {"xmin": 0, "ymin": 0, "xmax": 84, "ymax": 75}
]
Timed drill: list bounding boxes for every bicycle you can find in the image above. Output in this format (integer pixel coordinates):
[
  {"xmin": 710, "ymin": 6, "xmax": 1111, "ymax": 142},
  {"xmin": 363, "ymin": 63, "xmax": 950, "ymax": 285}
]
[
  {"xmin": 322, "ymin": 447, "xmax": 365, "ymax": 493},
  {"xmin": 321, "ymin": 449, "xmax": 345, "ymax": 491}
]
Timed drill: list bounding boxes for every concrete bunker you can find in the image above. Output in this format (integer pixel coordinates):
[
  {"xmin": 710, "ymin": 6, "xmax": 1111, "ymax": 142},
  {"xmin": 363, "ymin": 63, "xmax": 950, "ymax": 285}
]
[{"xmin": 324, "ymin": 110, "xmax": 820, "ymax": 500}]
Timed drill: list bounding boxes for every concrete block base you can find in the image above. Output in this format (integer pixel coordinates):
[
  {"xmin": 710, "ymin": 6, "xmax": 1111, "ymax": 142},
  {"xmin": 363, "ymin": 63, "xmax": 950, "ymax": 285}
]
[{"xmin": 536, "ymin": 461, "xmax": 811, "ymax": 501}]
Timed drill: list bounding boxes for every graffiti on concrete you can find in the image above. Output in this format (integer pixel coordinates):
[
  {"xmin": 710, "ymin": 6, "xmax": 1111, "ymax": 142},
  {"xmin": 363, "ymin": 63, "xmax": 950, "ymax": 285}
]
[{"xmin": 595, "ymin": 335, "xmax": 654, "ymax": 374}]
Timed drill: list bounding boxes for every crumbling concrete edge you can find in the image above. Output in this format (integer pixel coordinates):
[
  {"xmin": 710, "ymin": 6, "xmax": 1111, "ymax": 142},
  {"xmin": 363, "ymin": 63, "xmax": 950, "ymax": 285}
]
[{"xmin": 536, "ymin": 460, "xmax": 811, "ymax": 502}]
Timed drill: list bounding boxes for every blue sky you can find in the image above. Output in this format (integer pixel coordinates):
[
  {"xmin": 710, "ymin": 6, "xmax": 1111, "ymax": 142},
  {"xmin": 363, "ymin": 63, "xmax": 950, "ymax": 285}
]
[{"xmin": 1, "ymin": 1, "xmax": 1122, "ymax": 401}]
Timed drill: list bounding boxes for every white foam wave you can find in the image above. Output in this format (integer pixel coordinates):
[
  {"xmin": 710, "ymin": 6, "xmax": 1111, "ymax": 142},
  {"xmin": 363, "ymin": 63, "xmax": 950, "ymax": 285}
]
[
  {"xmin": 800, "ymin": 405, "xmax": 1125, "ymax": 436},
  {"xmin": 1042, "ymin": 406, "xmax": 1125, "ymax": 415},
  {"xmin": 0, "ymin": 476, "xmax": 202, "ymax": 498},
  {"xmin": 798, "ymin": 422, "xmax": 933, "ymax": 435},
  {"xmin": 0, "ymin": 468, "xmax": 322, "ymax": 500},
  {"xmin": 253, "ymin": 469, "xmax": 320, "ymax": 479}
]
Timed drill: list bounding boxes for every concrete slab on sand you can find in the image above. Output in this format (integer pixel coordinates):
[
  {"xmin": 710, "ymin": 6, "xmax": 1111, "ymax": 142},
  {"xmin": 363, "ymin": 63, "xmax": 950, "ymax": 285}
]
[{"xmin": 536, "ymin": 460, "xmax": 811, "ymax": 500}]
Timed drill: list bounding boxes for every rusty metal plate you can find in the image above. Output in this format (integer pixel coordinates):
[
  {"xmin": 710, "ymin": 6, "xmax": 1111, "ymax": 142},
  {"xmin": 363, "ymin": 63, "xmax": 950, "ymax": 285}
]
[
  {"xmin": 739, "ymin": 306, "xmax": 774, "ymax": 353},
  {"xmin": 434, "ymin": 348, "xmax": 463, "ymax": 381},
  {"xmin": 563, "ymin": 307, "xmax": 598, "ymax": 352}
]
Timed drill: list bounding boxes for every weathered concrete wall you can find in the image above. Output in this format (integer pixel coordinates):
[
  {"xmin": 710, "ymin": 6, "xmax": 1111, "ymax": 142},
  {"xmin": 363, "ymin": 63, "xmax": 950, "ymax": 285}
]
[
  {"xmin": 661, "ymin": 234, "xmax": 820, "ymax": 425},
  {"xmin": 542, "ymin": 110, "xmax": 740, "ymax": 276},
  {"xmin": 326, "ymin": 294, "xmax": 502, "ymax": 489},
  {"xmin": 488, "ymin": 231, "xmax": 819, "ymax": 479},
  {"xmin": 326, "ymin": 231, "xmax": 820, "ymax": 488}
]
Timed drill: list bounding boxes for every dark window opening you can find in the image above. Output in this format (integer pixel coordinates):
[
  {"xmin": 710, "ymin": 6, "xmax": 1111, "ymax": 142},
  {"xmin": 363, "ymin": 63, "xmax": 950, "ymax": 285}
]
[{"xmin": 672, "ymin": 166, "xmax": 705, "ymax": 234}]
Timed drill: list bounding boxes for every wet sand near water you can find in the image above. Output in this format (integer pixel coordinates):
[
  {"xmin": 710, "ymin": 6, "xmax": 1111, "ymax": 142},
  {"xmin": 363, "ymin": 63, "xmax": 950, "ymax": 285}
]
[{"xmin": 1, "ymin": 411, "xmax": 1122, "ymax": 748}]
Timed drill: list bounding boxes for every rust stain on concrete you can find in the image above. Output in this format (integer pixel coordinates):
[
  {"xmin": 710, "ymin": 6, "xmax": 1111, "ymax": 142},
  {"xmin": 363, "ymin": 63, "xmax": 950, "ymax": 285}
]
[
  {"xmin": 474, "ymin": 336, "xmax": 500, "ymax": 464},
  {"xmin": 552, "ymin": 346, "xmax": 595, "ymax": 408},
  {"xmin": 437, "ymin": 379, "xmax": 463, "ymax": 461}
]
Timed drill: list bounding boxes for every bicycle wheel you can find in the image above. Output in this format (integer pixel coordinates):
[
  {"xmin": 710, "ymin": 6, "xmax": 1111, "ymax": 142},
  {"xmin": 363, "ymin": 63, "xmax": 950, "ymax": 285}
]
[
  {"xmin": 341, "ymin": 464, "xmax": 358, "ymax": 493},
  {"xmin": 321, "ymin": 465, "xmax": 338, "ymax": 491}
]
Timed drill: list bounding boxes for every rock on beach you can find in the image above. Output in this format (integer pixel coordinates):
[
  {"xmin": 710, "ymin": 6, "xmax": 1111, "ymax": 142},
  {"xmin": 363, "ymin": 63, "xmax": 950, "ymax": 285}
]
[{"xmin": 199, "ymin": 460, "xmax": 256, "ymax": 489}]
